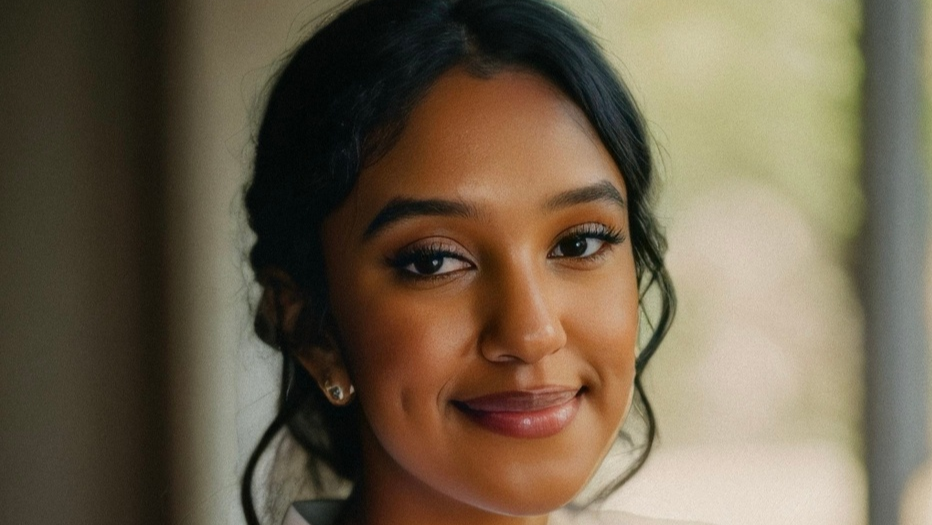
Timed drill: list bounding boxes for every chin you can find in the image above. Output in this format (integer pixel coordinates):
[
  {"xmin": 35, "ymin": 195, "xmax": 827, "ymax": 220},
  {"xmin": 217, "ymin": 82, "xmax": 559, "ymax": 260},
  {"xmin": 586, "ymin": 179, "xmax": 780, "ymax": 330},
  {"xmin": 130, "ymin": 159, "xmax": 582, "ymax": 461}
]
[{"xmin": 452, "ymin": 471, "xmax": 588, "ymax": 517}]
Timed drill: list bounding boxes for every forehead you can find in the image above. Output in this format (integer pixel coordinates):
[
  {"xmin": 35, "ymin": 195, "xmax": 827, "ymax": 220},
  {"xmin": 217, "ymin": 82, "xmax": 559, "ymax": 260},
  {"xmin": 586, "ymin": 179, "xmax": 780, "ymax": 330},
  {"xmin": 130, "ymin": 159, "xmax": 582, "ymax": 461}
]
[{"xmin": 342, "ymin": 68, "xmax": 624, "ymax": 218}]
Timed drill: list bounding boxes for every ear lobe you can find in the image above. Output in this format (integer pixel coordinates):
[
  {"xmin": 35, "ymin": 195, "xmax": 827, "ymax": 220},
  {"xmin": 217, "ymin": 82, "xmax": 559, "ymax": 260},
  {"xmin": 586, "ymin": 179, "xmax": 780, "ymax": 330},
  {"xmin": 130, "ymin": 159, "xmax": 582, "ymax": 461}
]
[{"xmin": 295, "ymin": 337, "xmax": 355, "ymax": 406}]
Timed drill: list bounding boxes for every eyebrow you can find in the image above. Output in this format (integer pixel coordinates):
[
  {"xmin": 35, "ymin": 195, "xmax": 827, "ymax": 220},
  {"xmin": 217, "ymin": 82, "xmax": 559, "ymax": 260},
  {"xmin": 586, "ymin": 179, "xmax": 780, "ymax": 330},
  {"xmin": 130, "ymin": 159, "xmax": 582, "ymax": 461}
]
[
  {"xmin": 545, "ymin": 180, "xmax": 626, "ymax": 211},
  {"xmin": 363, "ymin": 197, "xmax": 478, "ymax": 239},
  {"xmin": 362, "ymin": 180, "xmax": 625, "ymax": 240}
]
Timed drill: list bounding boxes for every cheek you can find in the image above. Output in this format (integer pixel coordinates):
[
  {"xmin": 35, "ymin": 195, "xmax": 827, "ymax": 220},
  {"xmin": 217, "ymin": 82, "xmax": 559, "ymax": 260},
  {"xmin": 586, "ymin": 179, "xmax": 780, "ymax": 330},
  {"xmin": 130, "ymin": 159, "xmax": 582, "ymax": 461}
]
[
  {"xmin": 329, "ymin": 280, "xmax": 480, "ymax": 493},
  {"xmin": 331, "ymin": 279, "xmax": 471, "ymax": 423},
  {"xmin": 569, "ymin": 261, "xmax": 640, "ymax": 427},
  {"xmin": 575, "ymin": 264, "xmax": 639, "ymax": 355}
]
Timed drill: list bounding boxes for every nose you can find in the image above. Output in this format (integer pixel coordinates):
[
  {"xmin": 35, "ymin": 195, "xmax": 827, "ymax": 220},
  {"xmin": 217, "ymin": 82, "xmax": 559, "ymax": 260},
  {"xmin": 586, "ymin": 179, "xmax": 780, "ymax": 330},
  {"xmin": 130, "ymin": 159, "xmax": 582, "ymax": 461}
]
[{"xmin": 479, "ymin": 261, "xmax": 567, "ymax": 364}]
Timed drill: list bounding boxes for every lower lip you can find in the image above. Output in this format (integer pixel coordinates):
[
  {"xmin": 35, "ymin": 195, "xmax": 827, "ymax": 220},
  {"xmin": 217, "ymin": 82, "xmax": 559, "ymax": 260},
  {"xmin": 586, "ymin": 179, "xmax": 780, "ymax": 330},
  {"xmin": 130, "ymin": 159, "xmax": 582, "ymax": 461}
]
[{"xmin": 455, "ymin": 395, "xmax": 582, "ymax": 439}]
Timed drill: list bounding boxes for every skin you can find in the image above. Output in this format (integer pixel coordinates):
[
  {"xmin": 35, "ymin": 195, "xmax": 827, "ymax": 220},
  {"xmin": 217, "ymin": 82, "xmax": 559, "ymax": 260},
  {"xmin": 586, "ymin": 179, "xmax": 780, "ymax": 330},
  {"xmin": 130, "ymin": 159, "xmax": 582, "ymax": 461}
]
[{"xmin": 297, "ymin": 68, "xmax": 640, "ymax": 525}]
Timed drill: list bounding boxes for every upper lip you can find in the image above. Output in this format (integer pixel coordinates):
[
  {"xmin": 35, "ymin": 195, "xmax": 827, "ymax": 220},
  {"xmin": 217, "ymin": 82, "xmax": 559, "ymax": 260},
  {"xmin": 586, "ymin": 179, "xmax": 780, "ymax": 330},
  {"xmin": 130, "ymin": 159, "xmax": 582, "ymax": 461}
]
[{"xmin": 454, "ymin": 387, "xmax": 582, "ymax": 413}]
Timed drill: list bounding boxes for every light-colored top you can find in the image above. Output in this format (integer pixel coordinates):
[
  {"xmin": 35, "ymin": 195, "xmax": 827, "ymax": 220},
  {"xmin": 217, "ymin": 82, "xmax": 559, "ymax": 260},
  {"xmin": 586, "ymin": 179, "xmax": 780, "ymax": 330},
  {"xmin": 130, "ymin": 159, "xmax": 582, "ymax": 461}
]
[{"xmin": 282, "ymin": 500, "xmax": 708, "ymax": 525}]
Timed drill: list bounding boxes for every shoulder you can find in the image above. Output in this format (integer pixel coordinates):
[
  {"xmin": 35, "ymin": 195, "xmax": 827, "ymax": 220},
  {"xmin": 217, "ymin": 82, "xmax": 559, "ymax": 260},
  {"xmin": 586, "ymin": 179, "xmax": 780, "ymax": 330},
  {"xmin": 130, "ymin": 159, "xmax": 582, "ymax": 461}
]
[{"xmin": 552, "ymin": 508, "xmax": 713, "ymax": 525}]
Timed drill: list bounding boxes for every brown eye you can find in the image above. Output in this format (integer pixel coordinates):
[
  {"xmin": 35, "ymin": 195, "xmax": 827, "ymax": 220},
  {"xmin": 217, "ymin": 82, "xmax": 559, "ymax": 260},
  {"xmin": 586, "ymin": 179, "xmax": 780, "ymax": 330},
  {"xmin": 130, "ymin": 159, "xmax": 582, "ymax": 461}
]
[
  {"xmin": 549, "ymin": 223, "xmax": 625, "ymax": 260},
  {"xmin": 390, "ymin": 244, "xmax": 474, "ymax": 278},
  {"xmin": 551, "ymin": 235, "xmax": 604, "ymax": 258},
  {"xmin": 412, "ymin": 253, "xmax": 445, "ymax": 275},
  {"xmin": 554, "ymin": 236, "xmax": 590, "ymax": 258}
]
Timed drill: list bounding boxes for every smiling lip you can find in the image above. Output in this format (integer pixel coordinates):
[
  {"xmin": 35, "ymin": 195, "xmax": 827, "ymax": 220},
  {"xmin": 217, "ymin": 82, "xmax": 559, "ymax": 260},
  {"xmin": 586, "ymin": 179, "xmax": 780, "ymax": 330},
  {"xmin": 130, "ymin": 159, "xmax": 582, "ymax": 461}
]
[{"xmin": 453, "ymin": 388, "xmax": 582, "ymax": 439}]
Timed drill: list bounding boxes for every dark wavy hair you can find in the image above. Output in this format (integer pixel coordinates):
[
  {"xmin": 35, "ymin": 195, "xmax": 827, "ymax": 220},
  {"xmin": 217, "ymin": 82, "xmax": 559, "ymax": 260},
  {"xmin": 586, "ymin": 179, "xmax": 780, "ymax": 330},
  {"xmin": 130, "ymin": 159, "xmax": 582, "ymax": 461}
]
[{"xmin": 242, "ymin": 0, "xmax": 675, "ymax": 523}]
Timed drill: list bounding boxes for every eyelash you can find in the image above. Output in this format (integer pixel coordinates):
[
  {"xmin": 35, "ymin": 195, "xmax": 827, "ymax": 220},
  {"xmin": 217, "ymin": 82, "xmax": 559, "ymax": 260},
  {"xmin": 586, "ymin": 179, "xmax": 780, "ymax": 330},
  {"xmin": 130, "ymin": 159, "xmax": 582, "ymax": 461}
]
[
  {"xmin": 387, "ymin": 242, "xmax": 472, "ymax": 282},
  {"xmin": 550, "ymin": 223, "xmax": 626, "ymax": 261},
  {"xmin": 387, "ymin": 223, "xmax": 626, "ymax": 281}
]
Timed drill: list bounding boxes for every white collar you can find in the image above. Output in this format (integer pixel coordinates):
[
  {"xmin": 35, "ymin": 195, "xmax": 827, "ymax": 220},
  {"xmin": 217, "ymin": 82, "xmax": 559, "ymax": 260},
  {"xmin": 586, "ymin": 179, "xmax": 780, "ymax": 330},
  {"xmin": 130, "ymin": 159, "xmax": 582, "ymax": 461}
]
[{"xmin": 282, "ymin": 500, "xmax": 709, "ymax": 525}]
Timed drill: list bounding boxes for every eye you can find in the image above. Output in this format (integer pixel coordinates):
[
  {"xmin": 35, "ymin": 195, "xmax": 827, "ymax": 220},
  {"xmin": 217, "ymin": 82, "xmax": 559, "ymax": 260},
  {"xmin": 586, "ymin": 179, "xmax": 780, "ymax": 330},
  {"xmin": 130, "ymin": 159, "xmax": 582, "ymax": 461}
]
[
  {"xmin": 549, "ymin": 224, "xmax": 625, "ymax": 259},
  {"xmin": 389, "ymin": 243, "xmax": 474, "ymax": 278},
  {"xmin": 551, "ymin": 235, "xmax": 603, "ymax": 258}
]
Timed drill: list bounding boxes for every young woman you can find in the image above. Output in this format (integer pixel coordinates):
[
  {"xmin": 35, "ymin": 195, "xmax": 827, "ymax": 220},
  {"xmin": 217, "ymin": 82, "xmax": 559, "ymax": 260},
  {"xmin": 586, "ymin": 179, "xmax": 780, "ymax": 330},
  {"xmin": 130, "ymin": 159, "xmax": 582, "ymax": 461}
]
[{"xmin": 242, "ymin": 0, "xmax": 681, "ymax": 524}]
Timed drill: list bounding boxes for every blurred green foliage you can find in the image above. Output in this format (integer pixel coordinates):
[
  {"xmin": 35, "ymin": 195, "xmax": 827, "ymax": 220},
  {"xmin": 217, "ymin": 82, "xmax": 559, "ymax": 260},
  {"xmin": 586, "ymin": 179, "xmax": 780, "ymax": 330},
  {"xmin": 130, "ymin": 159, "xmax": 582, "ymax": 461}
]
[
  {"xmin": 563, "ymin": 0, "xmax": 864, "ymax": 248},
  {"xmin": 558, "ymin": 0, "xmax": 868, "ymax": 452}
]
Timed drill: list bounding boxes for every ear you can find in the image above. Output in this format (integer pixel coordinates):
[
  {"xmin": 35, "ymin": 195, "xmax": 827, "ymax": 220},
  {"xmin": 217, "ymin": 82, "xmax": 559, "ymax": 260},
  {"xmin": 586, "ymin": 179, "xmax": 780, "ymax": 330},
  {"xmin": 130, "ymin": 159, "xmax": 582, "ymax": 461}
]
[{"xmin": 257, "ymin": 268, "xmax": 354, "ymax": 406}]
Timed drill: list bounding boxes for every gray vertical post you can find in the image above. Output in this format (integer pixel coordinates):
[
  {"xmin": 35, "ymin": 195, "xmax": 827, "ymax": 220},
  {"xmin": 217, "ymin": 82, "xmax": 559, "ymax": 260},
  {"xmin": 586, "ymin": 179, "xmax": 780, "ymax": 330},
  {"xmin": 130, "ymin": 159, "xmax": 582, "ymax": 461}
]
[{"xmin": 861, "ymin": 0, "xmax": 929, "ymax": 523}]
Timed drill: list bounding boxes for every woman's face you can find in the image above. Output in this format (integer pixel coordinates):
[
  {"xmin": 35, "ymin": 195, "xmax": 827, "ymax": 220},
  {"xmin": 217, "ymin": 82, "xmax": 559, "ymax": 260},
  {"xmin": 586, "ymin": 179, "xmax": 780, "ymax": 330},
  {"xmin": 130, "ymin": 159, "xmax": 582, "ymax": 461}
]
[{"xmin": 320, "ymin": 69, "xmax": 639, "ymax": 518}]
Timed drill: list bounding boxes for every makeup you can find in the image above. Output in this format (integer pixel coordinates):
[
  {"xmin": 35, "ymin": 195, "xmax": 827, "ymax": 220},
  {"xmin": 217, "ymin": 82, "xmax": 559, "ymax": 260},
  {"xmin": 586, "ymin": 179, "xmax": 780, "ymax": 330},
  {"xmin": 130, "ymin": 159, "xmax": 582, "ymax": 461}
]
[{"xmin": 319, "ymin": 69, "xmax": 641, "ymax": 515}]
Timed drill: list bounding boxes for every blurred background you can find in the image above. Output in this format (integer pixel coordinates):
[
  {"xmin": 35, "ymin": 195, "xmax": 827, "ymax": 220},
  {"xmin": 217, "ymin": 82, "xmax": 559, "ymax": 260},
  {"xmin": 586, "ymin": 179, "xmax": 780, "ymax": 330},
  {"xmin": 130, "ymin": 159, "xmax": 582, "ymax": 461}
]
[{"xmin": 1, "ymin": 0, "xmax": 929, "ymax": 524}]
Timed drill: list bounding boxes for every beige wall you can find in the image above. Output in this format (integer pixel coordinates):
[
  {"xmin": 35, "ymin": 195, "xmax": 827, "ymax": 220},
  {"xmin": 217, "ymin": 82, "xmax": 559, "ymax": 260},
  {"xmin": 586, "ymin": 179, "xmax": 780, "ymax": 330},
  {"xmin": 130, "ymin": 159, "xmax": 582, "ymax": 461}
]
[
  {"xmin": 0, "ymin": 1, "xmax": 169, "ymax": 524},
  {"xmin": 160, "ymin": 1, "xmax": 330, "ymax": 523},
  {"xmin": 0, "ymin": 1, "xmax": 340, "ymax": 523}
]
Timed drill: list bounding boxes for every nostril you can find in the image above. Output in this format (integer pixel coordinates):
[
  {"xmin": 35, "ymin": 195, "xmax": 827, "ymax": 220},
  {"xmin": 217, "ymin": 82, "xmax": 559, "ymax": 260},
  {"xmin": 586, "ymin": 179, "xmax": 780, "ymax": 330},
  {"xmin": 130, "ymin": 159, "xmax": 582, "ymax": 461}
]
[
  {"xmin": 478, "ymin": 269, "xmax": 567, "ymax": 363},
  {"xmin": 479, "ymin": 325, "xmax": 567, "ymax": 364}
]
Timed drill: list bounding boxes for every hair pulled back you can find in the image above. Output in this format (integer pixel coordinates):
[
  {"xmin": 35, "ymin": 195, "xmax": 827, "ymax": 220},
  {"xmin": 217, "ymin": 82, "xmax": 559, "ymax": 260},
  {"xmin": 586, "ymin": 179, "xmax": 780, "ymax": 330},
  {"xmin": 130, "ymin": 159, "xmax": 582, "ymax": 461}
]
[{"xmin": 243, "ymin": 0, "xmax": 675, "ymax": 523}]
